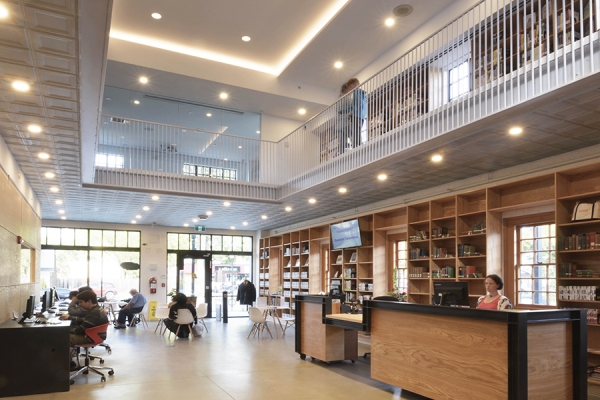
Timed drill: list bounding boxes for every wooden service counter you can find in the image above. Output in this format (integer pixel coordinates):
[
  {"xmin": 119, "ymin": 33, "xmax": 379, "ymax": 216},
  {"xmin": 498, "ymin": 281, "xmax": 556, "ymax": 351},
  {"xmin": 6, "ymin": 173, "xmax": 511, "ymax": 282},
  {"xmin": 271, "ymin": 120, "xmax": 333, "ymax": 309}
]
[{"xmin": 295, "ymin": 296, "xmax": 587, "ymax": 399}]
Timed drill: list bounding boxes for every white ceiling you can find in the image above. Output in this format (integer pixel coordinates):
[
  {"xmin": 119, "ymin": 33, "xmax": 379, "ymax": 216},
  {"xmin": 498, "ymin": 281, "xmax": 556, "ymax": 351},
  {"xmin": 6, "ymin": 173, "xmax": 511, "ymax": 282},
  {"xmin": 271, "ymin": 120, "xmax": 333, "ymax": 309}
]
[{"xmin": 2, "ymin": 0, "xmax": 600, "ymax": 233}]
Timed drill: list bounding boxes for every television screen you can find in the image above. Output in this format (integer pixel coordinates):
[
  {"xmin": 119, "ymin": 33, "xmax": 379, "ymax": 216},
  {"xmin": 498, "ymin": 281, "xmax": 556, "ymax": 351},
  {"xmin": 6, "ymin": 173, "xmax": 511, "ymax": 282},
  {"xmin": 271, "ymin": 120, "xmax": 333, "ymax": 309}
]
[{"xmin": 330, "ymin": 219, "xmax": 362, "ymax": 250}]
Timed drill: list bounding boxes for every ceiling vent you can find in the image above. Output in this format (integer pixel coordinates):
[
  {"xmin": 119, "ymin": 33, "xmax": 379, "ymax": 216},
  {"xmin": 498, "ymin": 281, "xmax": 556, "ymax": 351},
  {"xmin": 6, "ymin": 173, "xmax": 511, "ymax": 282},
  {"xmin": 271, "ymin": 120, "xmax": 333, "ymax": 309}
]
[
  {"xmin": 160, "ymin": 144, "xmax": 178, "ymax": 152},
  {"xmin": 393, "ymin": 4, "xmax": 414, "ymax": 17},
  {"xmin": 197, "ymin": 214, "xmax": 208, "ymax": 220},
  {"xmin": 110, "ymin": 117, "xmax": 129, "ymax": 124}
]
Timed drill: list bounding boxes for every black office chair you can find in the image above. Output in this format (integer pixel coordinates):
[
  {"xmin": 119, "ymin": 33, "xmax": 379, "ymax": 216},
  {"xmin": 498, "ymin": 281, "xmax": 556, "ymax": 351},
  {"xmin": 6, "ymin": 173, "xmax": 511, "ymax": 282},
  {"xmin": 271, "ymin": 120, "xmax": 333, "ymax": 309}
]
[{"xmin": 363, "ymin": 296, "xmax": 399, "ymax": 359}]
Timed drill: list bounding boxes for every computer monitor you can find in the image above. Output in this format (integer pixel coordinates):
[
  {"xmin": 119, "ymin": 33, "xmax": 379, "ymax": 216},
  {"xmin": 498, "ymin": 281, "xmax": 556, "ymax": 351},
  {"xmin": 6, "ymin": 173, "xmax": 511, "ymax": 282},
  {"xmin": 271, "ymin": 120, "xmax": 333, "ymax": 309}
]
[
  {"xmin": 330, "ymin": 285, "xmax": 343, "ymax": 301},
  {"xmin": 41, "ymin": 289, "xmax": 48, "ymax": 313},
  {"xmin": 19, "ymin": 295, "xmax": 36, "ymax": 323},
  {"xmin": 47, "ymin": 288, "xmax": 56, "ymax": 309},
  {"xmin": 432, "ymin": 281, "xmax": 470, "ymax": 307}
]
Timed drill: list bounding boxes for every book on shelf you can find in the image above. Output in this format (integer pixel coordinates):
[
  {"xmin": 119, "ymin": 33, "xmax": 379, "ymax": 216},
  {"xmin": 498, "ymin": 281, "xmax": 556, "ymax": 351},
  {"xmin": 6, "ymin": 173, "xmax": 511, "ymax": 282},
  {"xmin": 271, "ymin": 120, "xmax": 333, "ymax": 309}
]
[
  {"xmin": 349, "ymin": 252, "xmax": 357, "ymax": 263},
  {"xmin": 559, "ymin": 233, "xmax": 600, "ymax": 250},
  {"xmin": 409, "ymin": 230, "xmax": 429, "ymax": 241},
  {"xmin": 409, "ymin": 248, "xmax": 428, "ymax": 259},
  {"xmin": 286, "ymin": 261, "xmax": 291, "ymax": 267},
  {"xmin": 333, "ymin": 270, "xmax": 340, "ymax": 278},
  {"xmin": 336, "ymin": 255, "xmax": 343, "ymax": 264},
  {"xmin": 295, "ymin": 259, "xmax": 300, "ymax": 267}
]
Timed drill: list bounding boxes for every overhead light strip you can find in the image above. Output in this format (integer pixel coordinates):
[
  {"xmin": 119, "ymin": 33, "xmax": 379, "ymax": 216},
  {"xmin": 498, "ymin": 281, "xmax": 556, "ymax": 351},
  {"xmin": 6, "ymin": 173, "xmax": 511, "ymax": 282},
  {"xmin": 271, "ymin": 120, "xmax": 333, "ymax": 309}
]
[{"xmin": 142, "ymin": 94, "xmax": 244, "ymax": 115}]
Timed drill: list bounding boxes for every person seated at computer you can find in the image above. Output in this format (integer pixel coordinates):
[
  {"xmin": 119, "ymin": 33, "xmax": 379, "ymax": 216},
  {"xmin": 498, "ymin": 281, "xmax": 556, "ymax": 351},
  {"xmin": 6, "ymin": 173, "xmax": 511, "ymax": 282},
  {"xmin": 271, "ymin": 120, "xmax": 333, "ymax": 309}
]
[
  {"xmin": 64, "ymin": 290, "xmax": 87, "ymax": 319},
  {"xmin": 115, "ymin": 288, "xmax": 147, "ymax": 329},
  {"xmin": 477, "ymin": 274, "xmax": 513, "ymax": 310},
  {"xmin": 164, "ymin": 293, "xmax": 197, "ymax": 339},
  {"xmin": 69, "ymin": 290, "xmax": 109, "ymax": 346}
]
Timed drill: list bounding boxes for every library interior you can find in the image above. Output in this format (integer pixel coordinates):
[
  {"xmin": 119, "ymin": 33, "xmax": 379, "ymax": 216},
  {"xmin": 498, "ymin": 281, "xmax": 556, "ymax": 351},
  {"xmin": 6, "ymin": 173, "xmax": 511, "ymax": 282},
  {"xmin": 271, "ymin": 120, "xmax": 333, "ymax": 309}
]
[{"xmin": 2, "ymin": 0, "xmax": 600, "ymax": 399}]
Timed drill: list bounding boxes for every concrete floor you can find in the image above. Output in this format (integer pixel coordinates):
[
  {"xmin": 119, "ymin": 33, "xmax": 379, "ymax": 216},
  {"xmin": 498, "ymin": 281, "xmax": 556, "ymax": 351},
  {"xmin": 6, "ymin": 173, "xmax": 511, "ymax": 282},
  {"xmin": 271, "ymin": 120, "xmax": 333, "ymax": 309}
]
[{"xmin": 16, "ymin": 317, "xmax": 429, "ymax": 400}]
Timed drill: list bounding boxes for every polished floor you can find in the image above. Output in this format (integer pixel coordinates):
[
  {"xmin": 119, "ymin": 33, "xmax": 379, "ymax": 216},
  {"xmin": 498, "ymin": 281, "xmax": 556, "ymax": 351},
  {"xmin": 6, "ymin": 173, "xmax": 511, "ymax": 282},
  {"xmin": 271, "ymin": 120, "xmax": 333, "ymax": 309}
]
[{"xmin": 18, "ymin": 317, "xmax": 429, "ymax": 400}]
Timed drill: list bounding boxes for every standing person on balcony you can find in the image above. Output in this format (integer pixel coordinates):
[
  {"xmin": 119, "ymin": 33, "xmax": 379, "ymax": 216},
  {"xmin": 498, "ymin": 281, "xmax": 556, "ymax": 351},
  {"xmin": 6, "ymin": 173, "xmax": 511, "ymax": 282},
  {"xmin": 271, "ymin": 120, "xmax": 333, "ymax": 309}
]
[
  {"xmin": 337, "ymin": 82, "xmax": 353, "ymax": 155},
  {"xmin": 347, "ymin": 78, "xmax": 367, "ymax": 149}
]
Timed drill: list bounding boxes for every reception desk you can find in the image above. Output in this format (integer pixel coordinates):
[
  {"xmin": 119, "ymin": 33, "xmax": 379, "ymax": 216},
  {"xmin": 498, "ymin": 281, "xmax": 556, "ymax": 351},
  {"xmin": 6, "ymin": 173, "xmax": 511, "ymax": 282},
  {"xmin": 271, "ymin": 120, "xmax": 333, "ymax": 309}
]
[{"xmin": 296, "ymin": 295, "xmax": 587, "ymax": 399}]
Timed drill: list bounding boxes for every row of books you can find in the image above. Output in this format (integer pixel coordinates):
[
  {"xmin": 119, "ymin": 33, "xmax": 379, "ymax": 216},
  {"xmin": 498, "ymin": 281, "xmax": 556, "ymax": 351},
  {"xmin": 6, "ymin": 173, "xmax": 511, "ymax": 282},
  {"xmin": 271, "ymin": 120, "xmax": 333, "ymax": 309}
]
[
  {"xmin": 409, "ymin": 248, "xmax": 428, "ymax": 259},
  {"xmin": 258, "ymin": 273, "xmax": 269, "ymax": 279},
  {"xmin": 408, "ymin": 267, "xmax": 429, "ymax": 278},
  {"xmin": 283, "ymin": 247, "xmax": 309, "ymax": 256},
  {"xmin": 432, "ymin": 247, "xmax": 453, "ymax": 258},
  {"xmin": 285, "ymin": 259, "xmax": 309, "ymax": 267},
  {"xmin": 588, "ymin": 309, "xmax": 600, "ymax": 325},
  {"xmin": 558, "ymin": 285, "xmax": 600, "ymax": 301},
  {"xmin": 358, "ymin": 282, "xmax": 374, "ymax": 291},
  {"xmin": 409, "ymin": 230, "xmax": 429, "ymax": 241},
  {"xmin": 558, "ymin": 233, "xmax": 600, "ymax": 250},
  {"xmin": 431, "ymin": 227, "xmax": 453, "ymax": 238},
  {"xmin": 458, "ymin": 244, "xmax": 480, "ymax": 256},
  {"xmin": 558, "ymin": 263, "xmax": 600, "ymax": 278}
]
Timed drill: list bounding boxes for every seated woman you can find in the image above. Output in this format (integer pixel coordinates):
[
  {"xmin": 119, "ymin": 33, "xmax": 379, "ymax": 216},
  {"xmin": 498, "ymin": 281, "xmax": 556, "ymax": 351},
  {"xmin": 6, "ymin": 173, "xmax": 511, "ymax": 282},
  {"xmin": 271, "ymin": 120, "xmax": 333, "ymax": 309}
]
[
  {"xmin": 477, "ymin": 274, "xmax": 513, "ymax": 310},
  {"xmin": 164, "ymin": 293, "xmax": 197, "ymax": 338}
]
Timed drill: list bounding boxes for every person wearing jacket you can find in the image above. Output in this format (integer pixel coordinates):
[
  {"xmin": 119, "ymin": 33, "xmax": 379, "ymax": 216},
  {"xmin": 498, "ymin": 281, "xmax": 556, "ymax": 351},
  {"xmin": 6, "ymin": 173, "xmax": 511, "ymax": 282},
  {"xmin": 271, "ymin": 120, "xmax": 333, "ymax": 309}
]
[
  {"xmin": 67, "ymin": 290, "xmax": 109, "ymax": 345},
  {"xmin": 164, "ymin": 293, "xmax": 197, "ymax": 338}
]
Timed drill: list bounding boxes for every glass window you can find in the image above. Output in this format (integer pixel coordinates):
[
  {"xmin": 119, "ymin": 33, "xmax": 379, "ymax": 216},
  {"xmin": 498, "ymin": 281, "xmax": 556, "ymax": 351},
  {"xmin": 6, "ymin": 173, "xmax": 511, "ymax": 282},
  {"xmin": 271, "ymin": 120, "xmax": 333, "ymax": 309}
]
[
  {"xmin": 103, "ymin": 230, "xmax": 115, "ymax": 247},
  {"xmin": 75, "ymin": 229, "xmax": 88, "ymax": 246},
  {"xmin": 41, "ymin": 227, "xmax": 47, "ymax": 245},
  {"xmin": 200, "ymin": 235, "xmax": 211, "ymax": 250},
  {"xmin": 242, "ymin": 237, "xmax": 252, "ymax": 252},
  {"xmin": 115, "ymin": 231, "xmax": 128, "ymax": 247},
  {"xmin": 90, "ymin": 230, "xmax": 103, "ymax": 246},
  {"xmin": 128, "ymin": 231, "xmax": 140, "ymax": 248},
  {"xmin": 449, "ymin": 61, "xmax": 470, "ymax": 101},
  {"xmin": 222, "ymin": 236, "xmax": 233, "ymax": 251},
  {"xmin": 167, "ymin": 233, "xmax": 179, "ymax": 250},
  {"xmin": 212, "ymin": 235, "xmax": 222, "ymax": 251},
  {"xmin": 61, "ymin": 228, "xmax": 75, "ymax": 246},
  {"xmin": 178, "ymin": 234, "xmax": 190, "ymax": 250},
  {"xmin": 46, "ymin": 227, "xmax": 61, "ymax": 245},
  {"xmin": 395, "ymin": 240, "xmax": 408, "ymax": 293},
  {"xmin": 517, "ymin": 223, "xmax": 556, "ymax": 307},
  {"xmin": 95, "ymin": 153, "xmax": 124, "ymax": 168}
]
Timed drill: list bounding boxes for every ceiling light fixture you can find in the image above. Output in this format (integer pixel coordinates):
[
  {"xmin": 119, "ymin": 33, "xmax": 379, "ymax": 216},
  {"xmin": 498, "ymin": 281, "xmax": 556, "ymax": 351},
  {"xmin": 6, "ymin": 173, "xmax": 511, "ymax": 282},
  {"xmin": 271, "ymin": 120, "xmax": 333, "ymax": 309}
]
[
  {"xmin": 220, "ymin": 92, "xmax": 228, "ymax": 99},
  {"xmin": 334, "ymin": 61, "xmax": 343, "ymax": 69},
  {"xmin": 12, "ymin": 81, "xmax": 30, "ymax": 92},
  {"xmin": 224, "ymin": 158, "xmax": 228, "ymax": 161},
  {"xmin": 192, "ymin": 218, "xmax": 198, "ymax": 223},
  {"xmin": 38, "ymin": 152, "xmax": 50, "ymax": 159},
  {"xmin": 151, "ymin": 195, "xmax": 160, "ymax": 200},
  {"xmin": 135, "ymin": 215, "xmax": 142, "ymax": 219},
  {"xmin": 131, "ymin": 220, "xmax": 137, "ymax": 224},
  {"xmin": 142, "ymin": 206, "xmax": 150, "ymax": 211},
  {"xmin": 45, "ymin": 172, "xmax": 55, "ymax": 178},
  {"xmin": 242, "ymin": 221, "xmax": 248, "ymax": 226},
  {"xmin": 151, "ymin": 12, "xmax": 162, "ymax": 19},
  {"xmin": 261, "ymin": 215, "xmax": 267, "ymax": 220},
  {"xmin": 206, "ymin": 113, "xmax": 212, "ymax": 117},
  {"xmin": 308, "ymin": 198, "xmax": 316, "ymax": 204},
  {"xmin": 431, "ymin": 154, "xmax": 443, "ymax": 163},
  {"xmin": 256, "ymin": 130, "xmax": 260, "ymax": 134},
  {"xmin": 58, "ymin": 209, "xmax": 65, "ymax": 214},
  {"xmin": 184, "ymin": 223, "xmax": 189, "ymax": 227},
  {"xmin": 0, "ymin": 5, "xmax": 8, "ymax": 18},
  {"xmin": 242, "ymin": 36, "xmax": 251, "ymax": 42},
  {"xmin": 223, "ymin": 201, "xmax": 231, "ymax": 207},
  {"xmin": 339, "ymin": 187, "xmax": 347, "ymax": 193},
  {"xmin": 509, "ymin": 127, "xmax": 523, "ymax": 135},
  {"xmin": 285, "ymin": 206, "xmax": 292, "ymax": 212},
  {"xmin": 60, "ymin": 216, "xmax": 66, "ymax": 220},
  {"xmin": 28, "ymin": 124, "xmax": 42, "ymax": 133},
  {"xmin": 55, "ymin": 200, "xmax": 63, "ymax": 205},
  {"xmin": 238, "ymin": 146, "xmax": 242, "ymax": 149},
  {"xmin": 378, "ymin": 174, "xmax": 388, "ymax": 181},
  {"xmin": 139, "ymin": 76, "xmax": 149, "ymax": 84},
  {"xmin": 50, "ymin": 187, "xmax": 59, "ymax": 192},
  {"xmin": 385, "ymin": 18, "xmax": 395, "ymax": 26},
  {"xmin": 230, "ymin": 226, "xmax": 236, "ymax": 230},
  {"xmin": 206, "ymin": 211, "xmax": 213, "ymax": 216},
  {"xmin": 133, "ymin": 100, "xmax": 140, "ymax": 105},
  {"xmin": 298, "ymin": 108, "xmax": 306, "ymax": 115}
]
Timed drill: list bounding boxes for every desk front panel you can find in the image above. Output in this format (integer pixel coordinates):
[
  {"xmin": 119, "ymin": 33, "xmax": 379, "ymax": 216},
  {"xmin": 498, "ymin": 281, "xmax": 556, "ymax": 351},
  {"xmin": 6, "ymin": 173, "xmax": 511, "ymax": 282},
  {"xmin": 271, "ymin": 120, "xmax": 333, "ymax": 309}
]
[{"xmin": 370, "ymin": 308, "xmax": 508, "ymax": 400}]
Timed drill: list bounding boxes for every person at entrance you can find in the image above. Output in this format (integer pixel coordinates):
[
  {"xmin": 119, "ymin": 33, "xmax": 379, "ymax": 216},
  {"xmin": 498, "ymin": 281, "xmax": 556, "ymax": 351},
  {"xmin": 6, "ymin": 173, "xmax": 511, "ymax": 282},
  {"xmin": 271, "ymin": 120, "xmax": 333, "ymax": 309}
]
[
  {"xmin": 476, "ymin": 274, "xmax": 513, "ymax": 310},
  {"xmin": 115, "ymin": 288, "xmax": 146, "ymax": 329},
  {"xmin": 236, "ymin": 279, "xmax": 256, "ymax": 306}
]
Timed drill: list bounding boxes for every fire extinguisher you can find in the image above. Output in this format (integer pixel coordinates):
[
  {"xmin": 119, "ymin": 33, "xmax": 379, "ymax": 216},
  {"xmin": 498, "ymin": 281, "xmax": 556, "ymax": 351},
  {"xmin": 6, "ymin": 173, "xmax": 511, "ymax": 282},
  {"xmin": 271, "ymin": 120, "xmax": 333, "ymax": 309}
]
[{"xmin": 149, "ymin": 277, "xmax": 157, "ymax": 294}]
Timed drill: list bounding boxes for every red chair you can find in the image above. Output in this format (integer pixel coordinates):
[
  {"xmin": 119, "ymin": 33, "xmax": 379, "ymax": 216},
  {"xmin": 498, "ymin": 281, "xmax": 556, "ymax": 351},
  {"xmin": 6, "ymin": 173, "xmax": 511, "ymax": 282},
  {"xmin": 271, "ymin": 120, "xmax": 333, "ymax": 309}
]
[{"xmin": 70, "ymin": 322, "xmax": 114, "ymax": 384}]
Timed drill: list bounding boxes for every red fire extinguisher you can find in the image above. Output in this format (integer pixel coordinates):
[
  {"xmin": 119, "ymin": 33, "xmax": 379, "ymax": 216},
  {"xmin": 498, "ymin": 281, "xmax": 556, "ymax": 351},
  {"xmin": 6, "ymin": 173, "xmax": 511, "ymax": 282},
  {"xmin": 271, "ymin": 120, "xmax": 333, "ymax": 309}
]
[{"xmin": 149, "ymin": 277, "xmax": 157, "ymax": 294}]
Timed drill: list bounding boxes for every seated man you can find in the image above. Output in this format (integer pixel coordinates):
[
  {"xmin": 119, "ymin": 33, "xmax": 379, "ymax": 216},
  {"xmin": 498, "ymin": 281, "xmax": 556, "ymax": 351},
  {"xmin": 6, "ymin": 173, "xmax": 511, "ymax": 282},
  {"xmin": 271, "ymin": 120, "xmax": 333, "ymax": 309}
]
[
  {"xmin": 68, "ymin": 290, "xmax": 109, "ymax": 346},
  {"xmin": 64, "ymin": 290, "xmax": 86, "ymax": 321},
  {"xmin": 115, "ymin": 288, "xmax": 146, "ymax": 329}
]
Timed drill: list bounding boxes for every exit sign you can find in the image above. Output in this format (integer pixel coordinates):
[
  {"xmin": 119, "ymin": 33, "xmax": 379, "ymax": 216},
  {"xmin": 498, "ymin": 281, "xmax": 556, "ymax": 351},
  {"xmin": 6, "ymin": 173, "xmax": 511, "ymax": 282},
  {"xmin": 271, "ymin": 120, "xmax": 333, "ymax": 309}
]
[{"xmin": 194, "ymin": 226, "xmax": 206, "ymax": 232}]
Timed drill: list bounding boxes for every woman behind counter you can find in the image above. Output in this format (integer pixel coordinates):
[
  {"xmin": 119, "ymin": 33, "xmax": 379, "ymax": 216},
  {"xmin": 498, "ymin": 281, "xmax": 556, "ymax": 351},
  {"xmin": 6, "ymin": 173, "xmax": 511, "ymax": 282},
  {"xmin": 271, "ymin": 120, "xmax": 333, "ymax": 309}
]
[{"xmin": 476, "ymin": 274, "xmax": 513, "ymax": 310}]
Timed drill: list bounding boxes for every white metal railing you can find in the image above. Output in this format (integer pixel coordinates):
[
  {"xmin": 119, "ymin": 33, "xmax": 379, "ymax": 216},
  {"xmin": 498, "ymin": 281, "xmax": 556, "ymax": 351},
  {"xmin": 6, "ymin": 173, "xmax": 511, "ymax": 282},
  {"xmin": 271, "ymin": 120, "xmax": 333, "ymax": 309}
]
[{"xmin": 96, "ymin": 0, "xmax": 600, "ymax": 201}]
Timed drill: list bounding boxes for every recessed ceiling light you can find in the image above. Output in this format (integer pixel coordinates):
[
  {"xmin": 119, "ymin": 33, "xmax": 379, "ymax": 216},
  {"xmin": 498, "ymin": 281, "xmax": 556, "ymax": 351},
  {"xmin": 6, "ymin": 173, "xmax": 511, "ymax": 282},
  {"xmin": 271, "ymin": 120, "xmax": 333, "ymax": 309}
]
[
  {"xmin": 105, "ymin": 97, "xmax": 112, "ymax": 101},
  {"xmin": 256, "ymin": 130, "xmax": 260, "ymax": 134},
  {"xmin": 224, "ymin": 158, "xmax": 228, "ymax": 161},
  {"xmin": 238, "ymin": 146, "xmax": 242, "ymax": 149},
  {"xmin": 0, "ymin": 5, "xmax": 9, "ymax": 19},
  {"xmin": 308, "ymin": 198, "xmax": 316, "ymax": 204},
  {"xmin": 55, "ymin": 200, "xmax": 63, "ymax": 205},
  {"xmin": 133, "ymin": 100, "xmax": 140, "ymax": 105},
  {"xmin": 58, "ymin": 209, "xmax": 65, "ymax": 214},
  {"xmin": 135, "ymin": 215, "xmax": 142, "ymax": 219},
  {"xmin": 509, "ymin": 127, "xmax": 523, "ymax": 135},
  {"xmin": 378, "ymin": 174, "xmax": 387, "ymax": 181},
  {"xmin": 60, "ymin": 216, "xmax": 66, "ymax": 220},
  {"xmin": 184, "ymin": 223, "xmax": 189, "ymax": 227},
  {"xmin": 285, "ymin": 206, "xmax": 292, "ymax": 212},
  {"xmin": 131, "ymin": 220, "xmax": 137, "ymax": 224},
  {"xmin": 142, "ymin": 206, "xmax": 150, "ymax": 211},
  {"xmin": 139, "ymin": 76, "xmax": 148, "ymax": 84},
  {"xmin": 220, "ymin": 92, "xmax": 228, "ymax": 99},
  {"xmin": 298, "ymin": 108, "xmax": 306, "ymax": 115},
  {"xmin": 38, "ymin": 152, "xmax": 50, "ymax": 159},
  {"xmin": 151, "ymin": 195, "xmax": 160, "ymax": 201},
  {"xmin": 28, "ymin": 124, "xmax": 42, "ymax": 133},
  {"xmin": 385, "ymin": 18, "xmax": 395, "ymax": 26},
  {"xmin": 242, "ymin": 36, "xmax": 251, "ymax": 42},
  {"xmin": 206, "ymin": 113, "xmax": 212, "ymax": 117},
  {"xmin": 12, "ymin": 81, "xmax": 30, "ymax": 92},
  {"xmin": 50, "ymin": 187, "xmax": 59, "ymax": 192},
  {"xmin": 230, "ymin": 226, "xmax": 236, "ymax": 230},
  {"xmin": 206, "ymin": 211, "xmax": 213, "ymax": 216},
  {"xmin": 334, "ymin": 61, "xmax": 343, "ymax": 69},
  {"xmin": 242, "ymin": 221, "xmax": 248, "ymax": 226},
  {"xmin": 45, "ymin": 172, "xmax": 55, "ymax": 178},
  {"xmin": 223, "ymin": 201, "xmax": 231, "ymax": 207},
  {"xmin": 339, "ymin": 187, "xmax": 347, "ymax": 193},
  {"xmin": 261, "ymin": 215, "xmax": 267, "ymax": 220},
  {"xmin": 151, "ymin": 12, "xmax": 162, "ymax": 19},
  {"xmin": 192, "ymin": 218, "xmax": 198, "ymax": 223},
  {"xmin": 431, "ymin": 154, "xmax": 443, "ymax": 163}
]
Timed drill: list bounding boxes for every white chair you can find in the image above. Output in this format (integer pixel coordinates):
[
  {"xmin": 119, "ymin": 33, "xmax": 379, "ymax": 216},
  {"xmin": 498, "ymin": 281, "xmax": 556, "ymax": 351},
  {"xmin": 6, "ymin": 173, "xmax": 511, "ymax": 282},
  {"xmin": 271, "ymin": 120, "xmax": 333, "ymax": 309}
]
[
  {"xmin": 281, "ymin": 316, "xmax": 295, "ymax": 336},
  {"xmin": 131, "ymin": 303, "xmax": 149, "ymax": 329},
  {"xmin": 256, "ymin": 297, "xmax": 268, "ymax": 307},
  {"xmin": 154, "ymin": 304, "xmax": 170, "ymax": 335},
  {"xmin": 247, "ymin": 307, "xmax": 272, "ymax": 339},
  {"xmin": 195, "ymin": 303, "xmax": 209, "ymax": 333},
  {"xmin": 169, "ymin": 308, "xmax": 195, "ymax": 341}
]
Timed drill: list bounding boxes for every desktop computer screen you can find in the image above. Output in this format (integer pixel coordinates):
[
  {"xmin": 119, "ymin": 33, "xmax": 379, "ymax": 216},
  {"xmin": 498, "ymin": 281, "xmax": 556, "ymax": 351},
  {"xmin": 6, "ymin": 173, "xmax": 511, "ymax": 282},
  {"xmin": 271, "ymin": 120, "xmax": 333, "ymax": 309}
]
[{"xmin": 432, "ymin": 281, "xmax": 470, "ymax": 307}]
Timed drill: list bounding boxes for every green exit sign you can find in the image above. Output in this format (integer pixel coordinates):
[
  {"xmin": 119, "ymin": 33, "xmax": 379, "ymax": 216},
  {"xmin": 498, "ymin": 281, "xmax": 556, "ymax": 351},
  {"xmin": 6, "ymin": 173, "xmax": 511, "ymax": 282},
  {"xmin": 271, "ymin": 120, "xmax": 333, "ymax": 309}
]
[{"xmin": 194, "ymin": 226, "xmax": 206, "ymax": 232}]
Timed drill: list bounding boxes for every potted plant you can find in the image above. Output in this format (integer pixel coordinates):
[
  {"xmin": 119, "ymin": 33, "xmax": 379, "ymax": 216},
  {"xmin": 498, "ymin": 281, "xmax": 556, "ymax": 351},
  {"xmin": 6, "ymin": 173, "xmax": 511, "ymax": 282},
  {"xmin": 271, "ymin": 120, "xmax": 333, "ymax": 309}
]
[{"xmin": 387, "ymin": 268, "xmax": 408, "ymax": 302}]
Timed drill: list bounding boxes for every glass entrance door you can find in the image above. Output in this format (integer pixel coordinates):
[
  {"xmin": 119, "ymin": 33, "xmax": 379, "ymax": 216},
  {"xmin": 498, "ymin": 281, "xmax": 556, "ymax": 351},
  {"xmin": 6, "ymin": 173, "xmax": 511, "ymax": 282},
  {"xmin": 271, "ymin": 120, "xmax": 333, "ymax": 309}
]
[{"xmin": 176, "ymin": 252, "xmax": 212, "ymax": 317}]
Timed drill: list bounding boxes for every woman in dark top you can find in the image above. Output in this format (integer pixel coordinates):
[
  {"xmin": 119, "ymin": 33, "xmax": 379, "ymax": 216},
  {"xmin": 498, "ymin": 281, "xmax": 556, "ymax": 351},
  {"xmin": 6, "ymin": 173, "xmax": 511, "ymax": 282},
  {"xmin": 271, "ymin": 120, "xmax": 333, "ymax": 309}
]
[{"xmin": 164, "ymin": 293, "xmax": 197, "ymax": 338}]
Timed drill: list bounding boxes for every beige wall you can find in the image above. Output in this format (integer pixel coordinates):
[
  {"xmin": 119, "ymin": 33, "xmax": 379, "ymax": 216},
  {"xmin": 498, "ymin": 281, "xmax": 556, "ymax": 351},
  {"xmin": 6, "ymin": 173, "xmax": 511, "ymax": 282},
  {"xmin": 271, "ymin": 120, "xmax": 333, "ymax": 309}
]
[{"xmin": 0, "ymin": 168, "xmax": 41, "ymax": 324}]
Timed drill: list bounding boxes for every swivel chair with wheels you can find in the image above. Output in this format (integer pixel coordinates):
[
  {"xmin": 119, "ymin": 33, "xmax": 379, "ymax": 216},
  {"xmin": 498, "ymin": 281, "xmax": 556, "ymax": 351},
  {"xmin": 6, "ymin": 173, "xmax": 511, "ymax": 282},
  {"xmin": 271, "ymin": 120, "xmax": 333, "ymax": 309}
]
[
  {"xmin": 363, "ymin": 296, "xmax": 400, "ymax": 359},
  {"xmin": 70, "ymin": 323, "xmax": 114, "ymax": 384}
]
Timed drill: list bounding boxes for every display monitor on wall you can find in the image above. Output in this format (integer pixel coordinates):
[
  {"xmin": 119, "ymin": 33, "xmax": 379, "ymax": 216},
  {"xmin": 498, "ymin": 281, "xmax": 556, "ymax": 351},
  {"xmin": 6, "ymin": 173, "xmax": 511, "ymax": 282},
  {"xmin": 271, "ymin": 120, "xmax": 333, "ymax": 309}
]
[
  {"xmin": 330, "ymin": 219, "xmax": 362, "ymax": 250},
  {"xmin": 432, "ymin": 281, "xmax": 470, "ymax": 307}
]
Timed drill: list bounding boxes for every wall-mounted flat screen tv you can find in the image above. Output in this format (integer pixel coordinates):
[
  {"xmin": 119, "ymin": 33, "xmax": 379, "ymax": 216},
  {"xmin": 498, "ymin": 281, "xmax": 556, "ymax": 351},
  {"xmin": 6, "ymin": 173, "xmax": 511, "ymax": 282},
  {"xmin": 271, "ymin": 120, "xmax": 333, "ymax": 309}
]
[{"xmin": 330, "ymin": 219, "xmax": 362, "ymax": 250}]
